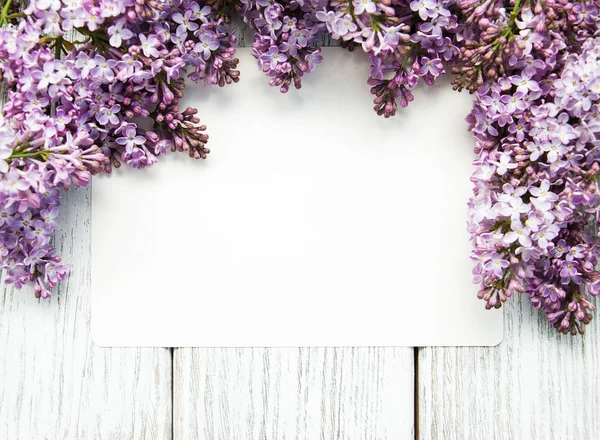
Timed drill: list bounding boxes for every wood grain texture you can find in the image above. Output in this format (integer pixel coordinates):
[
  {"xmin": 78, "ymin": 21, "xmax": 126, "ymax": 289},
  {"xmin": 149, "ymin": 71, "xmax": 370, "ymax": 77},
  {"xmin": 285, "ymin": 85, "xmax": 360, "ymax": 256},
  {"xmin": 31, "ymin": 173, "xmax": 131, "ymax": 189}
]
[
  {"xmin": 173, "ymin": 347, "xmax": 414, "ymax": 440},
  {"xmin": 0, "ymin": 187, "xmax": 173, "ymax": 439},
  {"xmin": 418, "ymin": 294, "xmax": 600, "ymax": 440}
]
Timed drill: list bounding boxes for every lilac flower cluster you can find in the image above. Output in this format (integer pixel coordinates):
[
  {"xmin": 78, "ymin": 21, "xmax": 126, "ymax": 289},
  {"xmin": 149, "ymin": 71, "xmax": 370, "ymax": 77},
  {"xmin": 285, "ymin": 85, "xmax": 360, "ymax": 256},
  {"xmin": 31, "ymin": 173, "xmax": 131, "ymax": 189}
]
[
  {"xmin": 317, "ymin": 0, "xmax": 459, "ymax": 117},
  {"xmin": 244, "ymin": 0, "xmax": 460, "ymax": 117},
  {"xmin": 2, "ymin": 0, "xmax": 600, "ymax": 335},
  {"xmin": 452, "ymin": 0, "xmax": 576, "ymax": 92},
  {"xmin": 466, "ymin": 2, "xmax": 600, "ymax": 335},
  {"xmin": 241, "ymin": 0, "xmax": 327, "ymax": 92},
  {"xmin": 0, "ymin": 0, "xmax": 238, "ymax": 298}
]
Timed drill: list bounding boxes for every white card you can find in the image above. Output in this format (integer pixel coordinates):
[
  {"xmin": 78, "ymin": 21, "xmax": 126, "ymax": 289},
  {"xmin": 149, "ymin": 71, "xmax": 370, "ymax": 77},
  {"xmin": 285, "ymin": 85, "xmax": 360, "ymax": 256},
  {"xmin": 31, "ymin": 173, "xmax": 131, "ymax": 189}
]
[{"xmin": 91, "ymin": 48, "xmax": 503, "ymax": 347}]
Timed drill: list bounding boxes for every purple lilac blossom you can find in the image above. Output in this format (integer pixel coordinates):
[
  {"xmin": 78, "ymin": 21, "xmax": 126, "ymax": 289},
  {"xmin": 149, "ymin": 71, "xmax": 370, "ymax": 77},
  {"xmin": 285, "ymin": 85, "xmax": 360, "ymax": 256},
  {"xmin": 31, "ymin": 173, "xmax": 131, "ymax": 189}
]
[
  {"xmin": 241, "ymin": 0, "xmax": 328, "ymax": 93},
  {"xmin": 316, "ymin": 0, "xmax": 460, "ymax": 117},
  {"xmin": 465, "ymin": 1, "xmax": 600, "ymax": 335},
  {"xmin": 0, "ymin": 0, "xmax": 239, "ymax": 299},
  {"xmin": 2, "ymin": 0, "xmax": 600, "ymax": 336}
]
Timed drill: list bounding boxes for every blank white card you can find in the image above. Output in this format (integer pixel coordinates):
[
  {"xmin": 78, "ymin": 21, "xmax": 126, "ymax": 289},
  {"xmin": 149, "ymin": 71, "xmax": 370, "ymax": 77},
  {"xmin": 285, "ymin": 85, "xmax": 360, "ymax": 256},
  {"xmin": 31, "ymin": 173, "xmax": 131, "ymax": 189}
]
[{"xmin": 91, "ymin": 48, "xmax": 503, "ymax": 347}]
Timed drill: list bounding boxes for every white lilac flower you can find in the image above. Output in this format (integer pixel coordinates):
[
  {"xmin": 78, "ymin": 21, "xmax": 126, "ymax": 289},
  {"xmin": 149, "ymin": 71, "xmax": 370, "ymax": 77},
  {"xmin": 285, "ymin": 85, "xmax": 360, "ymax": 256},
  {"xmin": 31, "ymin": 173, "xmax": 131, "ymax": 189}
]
[
  {"xmin": 503, "ymin": 221, "xmax": 532, "ymax": 248},
  {"xmin": 492, "ymin": 153, "xmax": 518, "ymax": 175},
  {"xmin": 529, "ymin": 180, "xmax": 559, "ymax": 211},
  {"xmin": 498, "ymin": 184, "xmax": 527, "ymax": 205},
  {"xmin": 353, "ymin": 0, "xmax": 377, "ymax": 15},
  {"xmin": 108, "ymin": 18, "xmax": 133, "ymax": 47},
  {"xmin": 500, "ymin": 198, "xmax": 531, "ymax": 220},
  {"xmin": 484, "ymin": 253, "xmax": 510, "ymax": 277}
]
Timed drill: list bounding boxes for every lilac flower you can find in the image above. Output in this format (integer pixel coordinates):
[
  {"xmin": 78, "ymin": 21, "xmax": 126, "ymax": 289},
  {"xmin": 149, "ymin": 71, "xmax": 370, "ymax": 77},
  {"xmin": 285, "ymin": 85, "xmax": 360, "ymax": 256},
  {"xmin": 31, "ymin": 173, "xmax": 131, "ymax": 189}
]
[
  {"xmin": 96, "ymin": 105, "xmax": 121, "ymax": 126},
  {"xmin": 260, "ymin": 46, "xmax": 287, "ymax": 70},
  {"xmin": 544, "ymin": 138, "xmax": 567, "ymax": 163},
  {"xmin": 503, "ymin": 221, "xmax": 532, "ymax": 248},
  {"xmin": 116, "ymin": 126, "xmax": 146, "ymax": 153},
  {"xmin": 282, "ymin": 16, "xmax": 297, "ymax": 32},
  {"xmin": 484, "ymin": 253, "xmax": 510, "ymax": 277},
  {"xmin": 418, "ymin": 57, "xmax": 443, "ymax": 76},
  {"xmin": 312, "ymin": 0, "xmax": 456, "ymax": 116},
  {"xmin": 332, "ymin": 15, "xmax": 357, "ymax": 37},
  {"xmin": 191, "ymin": 4, "xmax": 211, "ymax": 22},
  {"xmin": 501, "ymin": 91, "xmax": 528, "ymax": 113},
  {"xmin": 560, "ymin": 261, "xmax": 580, "ymax": 283},
  {"xmin": 305, "ymin": 51, "xmax": 323, "ymax": 71},
  {"xmin": 138, "ymin": 34, "xmax": 160, "ymax": 58},
  {"xmin": 54, "ymin": 109, "xmax": 71, "ymax": 132},
  {"xmin": 527, "ymin": 139, "xmax": 546, "ymax": 161},
  {"xmin": 2, "ymin": 169, "xmax": 29, "ymax": 196},
  {"xmin": 567, "ymin": 245, "xmax": 585, "ymax": 261},
  {"xmin": 116, "ymin": 55, "xmax": 142, "ymax": 80},
  {"xmin": 511, "ymin": 74, "xmax": 541, "ymax": 94},
  {"xmin": 529, "ymin": 181, "xmax": 558, "ymax": 211},
  {"xmin": 196, "ymin": 33, "xmax": 219, "ymax": 60},
  {"xmin": 60, "ymin": 9, "xmax": 85, "ymax": 30},
  {"xmin": 524, "ymin": 213, "xmax": 544, "ymax": 233},
  {"xmin": 354, "ymin": 0, "xmax": 377, "ymax": 15},
  {"xmin": 92, "ymin": 56, "xmax": 117, "ymax": 81},
  {"xmin": 40, "ymin": 207, "xmax": 59, "ymax": 226},
  {"xmin": 108, "ymin": 19, "xmax": 134, "ymax": 47},
  {"xmin": 498, "ymin": 184, "xmax": 526, "ymax": 205},
  {"xmin": 173, "ymin": 10, "xmax": 199, "ymax": 33},
  {"xmin": 289, "ymin": 29, "xmax": 309, "ymax": 47},
  {"xmin": 500, "ymin": 198, "xmax": 530, "ymax": 219},
  {"xmin": 32, "ymin": 62, "xmax": 59, "ymax": 89},
  {"xmin": 533, "ymin": 225, "xmax": 560, "ymax": 249},
  {"xmin": 467, "ymin": 21, "xmax": 600, "ymax": 334},
  {"xmin": 410, "ymin": 0, "xmax": 436, "ymax": 21},
  {"xmin": 507, "ymin": 119, "xmax": 528, "ymax": 142},
  {"xmin": 0, "ymin": 0, "xmax": 235, "ymax": 301},
  {"xmin": 1, "ymin": 0, "xmax": 599, "ymax": 337},
  {"xmin": 492, "ymin": 153, "xmax": 517, "ymax": 175}
]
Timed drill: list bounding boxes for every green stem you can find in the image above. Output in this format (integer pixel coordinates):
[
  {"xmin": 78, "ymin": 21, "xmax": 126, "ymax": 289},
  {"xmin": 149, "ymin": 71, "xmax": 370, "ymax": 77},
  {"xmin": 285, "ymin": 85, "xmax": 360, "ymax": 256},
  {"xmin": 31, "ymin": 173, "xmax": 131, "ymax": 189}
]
[
  {"xmin": 9, "ymin": 151, "xmax": 49, "ymax": 160},
  {"xmin": 401, "ymin": 43, "xmax": 418, "ymax": 70},
  {"xmin": 5, "ymin": 11, "xmax": 23, "ymax": 19},
  {"xmin": 39, "ymin": 35, "xmax": 61, "ymax": 44},
  {"xmin": 499, "ymin": 268, "xmax": 511, "ymax": 286},
  {"xmin": 507, "ymin": 0, "xmax": 522, "ymax": 30},
  {"xmin": 219, "ymin": 0, "xmax": 228, "ymax": 17},
  {"xmin": 54, "ymin": 36, "xmax": 63, "ymax": 58},
  {"xmin": 75, "ymin": 27, "xmax": 112, "ymax": 54},
  {"xmin": 345, "ymin": 0, "xmax": 354, "ymax": 15},
  {"xmin": 0, "ymin": 0, "xmax": 13, "ymax": 26},
  {"xmin": 370, "ymin": 14, "xmax": 386, "ymax": 32}
]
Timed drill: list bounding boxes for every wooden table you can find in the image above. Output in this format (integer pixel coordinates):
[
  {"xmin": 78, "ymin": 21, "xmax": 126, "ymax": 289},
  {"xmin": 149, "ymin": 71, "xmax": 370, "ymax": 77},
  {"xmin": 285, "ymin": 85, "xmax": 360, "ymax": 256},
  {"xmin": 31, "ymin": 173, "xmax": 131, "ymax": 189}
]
[{"xmin": 1, "ymin": 28, "xmax": 599, "ymax": 440}]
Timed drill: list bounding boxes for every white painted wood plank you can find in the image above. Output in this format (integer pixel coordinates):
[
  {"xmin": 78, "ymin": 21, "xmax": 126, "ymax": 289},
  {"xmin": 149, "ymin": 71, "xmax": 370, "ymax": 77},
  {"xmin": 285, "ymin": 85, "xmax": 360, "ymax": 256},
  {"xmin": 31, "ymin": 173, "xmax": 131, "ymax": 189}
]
[
  {"xmin": 0, "ymin": 186, "xmax": 173, "ymax": 439},
  {"xmin": 174, "ymin": 347, "xmax": 413, "ymax": 440},
  {"xmin": 418, "ymin": 295, "xmax": 600, "ymax": 440}
]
